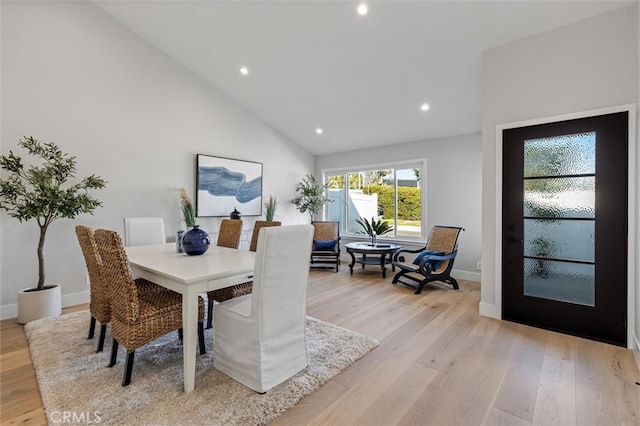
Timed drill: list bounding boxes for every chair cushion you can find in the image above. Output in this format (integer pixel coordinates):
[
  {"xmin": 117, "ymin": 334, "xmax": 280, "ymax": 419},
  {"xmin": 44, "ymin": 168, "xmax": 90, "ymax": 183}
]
[
  {"xmin": 412, "ymin": 250, "xmax": 445, "ymax": 269},
  {"xmin": 313, "ymin": 239, "xmax": 337, "ymax": 251}
]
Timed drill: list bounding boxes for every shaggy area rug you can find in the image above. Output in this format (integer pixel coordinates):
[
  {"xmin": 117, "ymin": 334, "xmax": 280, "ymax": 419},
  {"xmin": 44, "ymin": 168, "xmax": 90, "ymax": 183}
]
[{"xmin": 25, "ymin": 310, "xmax": 378, "ymax": 425}]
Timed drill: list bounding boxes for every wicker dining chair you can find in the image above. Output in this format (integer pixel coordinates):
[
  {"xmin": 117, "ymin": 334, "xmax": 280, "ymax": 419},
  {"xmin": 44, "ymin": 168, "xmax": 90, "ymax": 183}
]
[
  {"xmin": 94, "ymin": 229, "xmax": 206, "ymax": 386},
  {"xmin": 249, "ymin": 221, "xmax": 281, "ymax": 252},
  {"xmin": 391, "ymin": 225, "xmax": 464, "ymax": 294},
  {"xmin": 205, "ymin": 218, "xmax": 253, "ymax": 329},
  {"xmin": 215, "ymin": 219, "xmax": 243, "ymax": 248},
  {"xmin": 75, "ymin": 225, "xmax": 169, "ymax": 353}
]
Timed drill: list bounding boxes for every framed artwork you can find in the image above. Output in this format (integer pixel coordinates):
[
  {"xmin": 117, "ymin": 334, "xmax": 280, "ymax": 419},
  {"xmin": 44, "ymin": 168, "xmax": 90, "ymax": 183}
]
[{"xmin": 196, "ymin": 154, "xmax": 263, "ymax": 217}]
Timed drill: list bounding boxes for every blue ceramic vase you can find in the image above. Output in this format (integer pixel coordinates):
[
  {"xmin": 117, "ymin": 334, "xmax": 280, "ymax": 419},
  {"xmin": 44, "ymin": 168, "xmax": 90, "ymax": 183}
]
[{"xmin": 181, "ymin": 225, "xmax": 210, "ymax": 256}]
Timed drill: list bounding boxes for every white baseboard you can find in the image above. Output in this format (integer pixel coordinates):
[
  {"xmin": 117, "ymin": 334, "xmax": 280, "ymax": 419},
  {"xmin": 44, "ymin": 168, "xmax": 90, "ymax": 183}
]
[
  {"xmin": 479, "ymin": 302, "xmax": 501, "ymax": 319},
  {"xmin": 1, "ymin": 290, "xmax": 90, "ymax": 321},
  {"xmin": 633, "ymin": 333, "xmax": 640, "ymax": 370},
  {"xmin": 452, "ymin": 269, "xmax": 481, "ymax": 282}
]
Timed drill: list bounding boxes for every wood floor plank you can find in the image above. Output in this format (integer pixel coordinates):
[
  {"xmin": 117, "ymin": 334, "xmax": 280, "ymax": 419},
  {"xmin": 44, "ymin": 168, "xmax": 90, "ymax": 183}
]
[
  {"xmin": 484, "ymin": 408, "xmax": 532, "ymax": 426},
  {"xmin": 352, "ymin": 362, "xmax": 438, "ymax": 426},
  {"xmin": 0, "ymin": 347, "xmax": 32, "ymax": 373},
  {"xmin": 544, "ymin": 329, "xmax": 577, "ymax": 362},
  {"xmin": 1, "ymin": 407, "xmax": 46, "ymax": 426},
  {"xmin": 312, "ymin": 360, "xmax": 437, "ymax": 426},
  {"xmin": 575, "ymin": 337, "xmax": 623, "ymax": 425},
  {"xmin": 493, "ymin": 323, "xmax": 548, "ymax": 422},
  {"xmin": 531, "ymin": 354, "xmax": 576, "ymax": 425},
  {"xmin": 329, "ymin": 299, "xmax": 452, "ymax": 389},
  {"xmin": 271, "ymin": 380, "xmax": 349, "ymax": 426},
  {"xmin": 399, "ymin": 316, "xmax": 520, "ymax": 425},
  {"xmin": 1, "ymin": 363, "xmax": 45, "ymax": 424},
  {"xmin": 414, "ymin": 311, "xmax": 480, "ymax": 369},
  {"xmin": 603, "ymin": 343, "xmax": 640, "ymax": 425}
]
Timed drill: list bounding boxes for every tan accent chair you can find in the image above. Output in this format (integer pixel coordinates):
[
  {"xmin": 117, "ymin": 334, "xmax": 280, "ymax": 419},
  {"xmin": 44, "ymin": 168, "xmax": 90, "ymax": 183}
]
[
  {"xmin": 310, "ymin": 221, "xmax": 341, "ymax": 272},
  {"xmin": 94, "ymin": 229, "xmax": 206, "ymax": 386},
  {"xmin": 213, "ymin": 225, "xmax": 314, "ymax": 393},
  {"xmin": 391, "ymin": 226, "xmax": 464, "ymax": 294},
  {"xmin": 75, "ymin": 225, "xmax": 168, "ymax": 353},
  {"xmin": 206, "ymin": 220, "xmax": 281, "ymax": 329}
]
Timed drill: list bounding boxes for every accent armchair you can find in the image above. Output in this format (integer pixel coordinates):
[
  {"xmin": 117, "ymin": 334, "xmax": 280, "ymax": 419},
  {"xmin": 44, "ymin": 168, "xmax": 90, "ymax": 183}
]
[
  {"xmin": 391, "ymin": 225, "xmax": 464, "ymax": 294},
  {"xmin": 310, "ymin": 221, "xmax": 341, "ymax": 272}
]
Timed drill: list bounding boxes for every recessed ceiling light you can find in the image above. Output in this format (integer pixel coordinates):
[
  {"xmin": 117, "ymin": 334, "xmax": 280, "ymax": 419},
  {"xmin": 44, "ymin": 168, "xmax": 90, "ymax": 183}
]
[
  {"xmin": 357, "ymin": 3, "xmax": 368, "ymax": 15},
  {"xmin": 316, "ymin": 128, "xmax": 323, "ymax": 135},
  {"xmin": 420, "ymin": 103, "xmax": 430, "ymax": 111},
  {"xmin": 239, "ymin": 66, "xmax": 249, "ymax": 75}
]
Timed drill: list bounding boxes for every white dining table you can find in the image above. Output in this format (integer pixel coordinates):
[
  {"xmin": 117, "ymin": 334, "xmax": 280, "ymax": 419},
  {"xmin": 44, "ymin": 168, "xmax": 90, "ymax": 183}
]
[{"xmin": 124, "ymin": 242, "xmax": 256, "ymax": 393}]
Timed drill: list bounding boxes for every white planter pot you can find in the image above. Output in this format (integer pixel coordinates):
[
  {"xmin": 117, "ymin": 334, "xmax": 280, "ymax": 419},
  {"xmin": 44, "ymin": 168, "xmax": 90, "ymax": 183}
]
[{"xmin": 17, "ymin": 285, "xmax": 62, "ymax": 324}]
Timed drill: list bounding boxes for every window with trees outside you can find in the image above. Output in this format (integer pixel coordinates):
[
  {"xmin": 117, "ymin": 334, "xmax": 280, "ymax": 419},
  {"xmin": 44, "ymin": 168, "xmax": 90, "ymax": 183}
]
[{"xmin": 324, "ymin": 161, "xmax": 424, "ymax": 240}]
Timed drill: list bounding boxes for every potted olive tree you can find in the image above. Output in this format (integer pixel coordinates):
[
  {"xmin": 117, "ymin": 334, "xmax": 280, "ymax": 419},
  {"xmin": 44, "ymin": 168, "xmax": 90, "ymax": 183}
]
[
  {"xmin": 291, "ymin": 174, "xmax": 332, "ymax": 220},
  {"xmin": 0, "ymin": 136, "xmax": 106, "ymax": 323}
]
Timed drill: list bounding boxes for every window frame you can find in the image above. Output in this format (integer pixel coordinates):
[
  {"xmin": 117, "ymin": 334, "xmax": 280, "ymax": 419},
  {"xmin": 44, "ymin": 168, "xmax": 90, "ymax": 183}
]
[{"xmin": 321, "ymin": 158, "xmax": 427, "ymax": 242}]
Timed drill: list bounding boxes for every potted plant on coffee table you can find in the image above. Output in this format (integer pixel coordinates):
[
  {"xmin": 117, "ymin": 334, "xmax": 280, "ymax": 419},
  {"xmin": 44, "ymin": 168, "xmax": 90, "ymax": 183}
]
[
  {"xmin": 356, "ymin": 217, "xmax": 394, "ymax": 245},
  {"xmin": 0, "ymin": 136, "xmax": 107, "ymax": 323}
]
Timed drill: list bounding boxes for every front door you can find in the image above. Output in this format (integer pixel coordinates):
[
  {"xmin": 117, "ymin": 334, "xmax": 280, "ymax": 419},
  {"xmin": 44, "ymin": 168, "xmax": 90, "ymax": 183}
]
[{"xmin": 502, "ymin": 111, "xmax": 628, "ymax": 346}]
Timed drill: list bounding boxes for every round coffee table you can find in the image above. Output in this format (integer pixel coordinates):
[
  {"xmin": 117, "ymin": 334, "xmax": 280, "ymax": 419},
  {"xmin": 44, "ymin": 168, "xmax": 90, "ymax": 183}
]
[{"xmin": 345, "ymin": 242, "xmax": 402, "ymax": 279}]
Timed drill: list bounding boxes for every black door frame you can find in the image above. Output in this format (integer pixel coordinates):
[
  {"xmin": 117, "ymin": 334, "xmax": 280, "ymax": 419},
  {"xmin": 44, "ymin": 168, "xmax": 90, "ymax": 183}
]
[{"xmin": 494, "ymin": 104, "xmax": 636, "ymax": 348}]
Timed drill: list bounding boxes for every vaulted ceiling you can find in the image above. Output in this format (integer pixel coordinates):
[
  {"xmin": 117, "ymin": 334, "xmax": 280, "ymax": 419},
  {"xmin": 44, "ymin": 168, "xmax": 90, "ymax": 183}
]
[{"xmin": 94, "ymin": 1, "xmax": 634, "ymax": 155}]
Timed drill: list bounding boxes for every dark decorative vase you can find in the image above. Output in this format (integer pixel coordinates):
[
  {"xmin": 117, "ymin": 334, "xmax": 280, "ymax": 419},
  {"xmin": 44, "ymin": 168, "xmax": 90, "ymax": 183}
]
[
  {"xmin": 230, "ymin": 207, "xmax": 242, "ymax": 219},
  {"xmin": 181, "ymin": 225, "xmax": 210, "ymax": 256}
]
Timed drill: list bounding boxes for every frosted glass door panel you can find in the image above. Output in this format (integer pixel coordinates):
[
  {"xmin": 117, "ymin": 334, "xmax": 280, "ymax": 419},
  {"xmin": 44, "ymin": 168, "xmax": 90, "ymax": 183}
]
[
  {"xmin": 524, "ymin": 219, "xmax": 594, "ymax": 262},
  {"xmin": 524, "ymin": 132, "xmax": 595, "ymax": 177},
  {"xmin": 524, "ymin": 259, "xmax": 595, "ymax": 306},
  {"xmin": 523, "ymin": 131, "xmax": 596, "ymax": 306},
  {"xmin": 524, "ymin": 177, "xmax": 595, "ymax": 218}
]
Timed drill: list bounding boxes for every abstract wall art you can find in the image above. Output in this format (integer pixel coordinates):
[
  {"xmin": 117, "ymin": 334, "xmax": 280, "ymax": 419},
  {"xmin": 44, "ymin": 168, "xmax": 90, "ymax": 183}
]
[{"xmin": 196, "ymin": 154, "xmax": 263, "ymax": 217}]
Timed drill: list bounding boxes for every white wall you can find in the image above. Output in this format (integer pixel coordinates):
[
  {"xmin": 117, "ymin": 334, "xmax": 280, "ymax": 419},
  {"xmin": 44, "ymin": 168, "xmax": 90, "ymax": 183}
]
[
  {"xmin": 481, "ymin": 4, "xmax": 639, "ymax": 354},
  {"xmin": 316, "ymin": 131, "xmax": 482, "ymax": 280},
  {"xmin": 0, "ymin": 1, "xmax": 314, "ymax": 318}
]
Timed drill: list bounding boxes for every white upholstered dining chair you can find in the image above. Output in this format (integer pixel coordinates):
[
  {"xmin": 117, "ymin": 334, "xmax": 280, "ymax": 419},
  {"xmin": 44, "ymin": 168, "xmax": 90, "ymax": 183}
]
[
  {"xmin": 123, "ymin": 217, "xmax": 166, "ymax": 247},
  {"xmin": 213, "ymin": 224, "xmax": 314, "ymax": 393}
]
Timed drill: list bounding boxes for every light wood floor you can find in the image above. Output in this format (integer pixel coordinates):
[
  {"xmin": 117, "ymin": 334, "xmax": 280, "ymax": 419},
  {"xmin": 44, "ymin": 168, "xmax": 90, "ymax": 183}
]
[{"xmin": 2, "ymin": 268, "xmax": 639, "ymax": 425}]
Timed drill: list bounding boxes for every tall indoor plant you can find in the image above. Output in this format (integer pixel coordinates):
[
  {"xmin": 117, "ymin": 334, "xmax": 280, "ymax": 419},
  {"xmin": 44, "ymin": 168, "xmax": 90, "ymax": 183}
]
[
  {"xmin": 291, "ymin": 174, "xmax": 332, "ymax": 220},
  {"xmin": 0, "ymin": 136, "xmax": 106, "ymax": 322}
]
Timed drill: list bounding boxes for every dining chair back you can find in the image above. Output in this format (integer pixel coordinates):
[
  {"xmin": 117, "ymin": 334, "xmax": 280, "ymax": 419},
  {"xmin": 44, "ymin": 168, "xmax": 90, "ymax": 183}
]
[
  {"xmin": 206, "ymin": 218, "xmax": 253, "ymax": 328},
  {"xmin": 123, "ymin": 217, "xmax": 166, "ymax": 247},
  {"xmin": 75, "ymin": 225, "xmax": 111, "ymax": 352},
  {"xmin": 249, "ymin": 220, "xmax": 281, "ymax": 252},
  {"xmin": 216, "ymin": 219, "xmax": 243, "ymax": 248},
  {"xmin": 213, "ymin": 224, "xmax": 314, "ymax": 393},
  {"xmin": 94, "ymin": 228, "xmax": 206, "ymax": 386}
]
